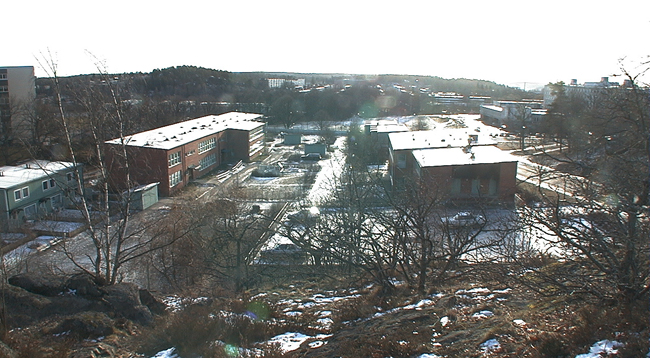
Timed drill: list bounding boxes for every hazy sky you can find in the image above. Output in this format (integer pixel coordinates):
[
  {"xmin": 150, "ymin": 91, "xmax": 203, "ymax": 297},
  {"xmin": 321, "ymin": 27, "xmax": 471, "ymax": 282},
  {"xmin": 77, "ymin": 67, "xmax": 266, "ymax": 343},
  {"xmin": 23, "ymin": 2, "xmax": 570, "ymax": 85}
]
[{"xmin": 5, "ymin": 0, "xmax": 649, "ymax": 88}]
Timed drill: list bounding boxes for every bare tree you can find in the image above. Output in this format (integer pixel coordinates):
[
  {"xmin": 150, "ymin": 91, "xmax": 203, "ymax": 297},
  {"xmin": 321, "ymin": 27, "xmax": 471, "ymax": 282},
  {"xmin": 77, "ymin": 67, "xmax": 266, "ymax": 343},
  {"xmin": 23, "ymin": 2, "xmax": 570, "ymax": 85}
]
[
  {"xmin": 509, "ymin": 65, "xmax": 650, "ymax": 303},
  {"xmin": 184, "ymin": 197, "xmax": 277, "ymax": 292},
  {"xmin": 36, "ymin": 53, "xmax": 194, "ymax": 285}
]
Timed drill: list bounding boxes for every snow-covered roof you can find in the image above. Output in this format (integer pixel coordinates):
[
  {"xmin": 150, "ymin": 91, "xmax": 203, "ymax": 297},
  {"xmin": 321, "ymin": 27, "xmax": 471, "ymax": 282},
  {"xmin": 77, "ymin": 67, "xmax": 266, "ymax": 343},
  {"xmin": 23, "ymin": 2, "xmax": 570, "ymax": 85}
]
[
  {"xmin": 389, "ymin": 128, "xmax": 496, "ymax": 151},
  {"xmin": 413, "ymin": 145, "xmax": 518, "ymax": 168},
  {"xmin": 105, "ymin": 112, "xmax": 264, "ymax": 150},
  {"xmin": 480, "ymin": 104, "xmax": 504, "ymax": 112},
  {"xmin": 0, "ymin": 160, "xmax": 77, "ymax": 189}
]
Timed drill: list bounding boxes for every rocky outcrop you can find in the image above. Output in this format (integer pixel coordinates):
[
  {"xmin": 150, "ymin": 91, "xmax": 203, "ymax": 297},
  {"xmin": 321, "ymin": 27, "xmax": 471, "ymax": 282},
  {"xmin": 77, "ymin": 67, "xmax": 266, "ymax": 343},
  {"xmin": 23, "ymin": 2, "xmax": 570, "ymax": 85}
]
[
  {"xmin": 103, "ymin": 283, "xmax": 154, "ymax": 326},
  {"xmin": 7, "ymin": 273, "xmax": 65, "ymax": 297},
  {"xmin": 0, "ymin": 341, "xmax": 18, "ymax": 358},
  {"xmin": 49, "ymin": 312, "xmax": 115, "ymax": 339},
  {"xmin": 65, "ymin": 274, "xmax": 105, "ymax": 298},
  {"xmin": 5, "ymin": 273, "xmax": 165, "ymax": 329}
]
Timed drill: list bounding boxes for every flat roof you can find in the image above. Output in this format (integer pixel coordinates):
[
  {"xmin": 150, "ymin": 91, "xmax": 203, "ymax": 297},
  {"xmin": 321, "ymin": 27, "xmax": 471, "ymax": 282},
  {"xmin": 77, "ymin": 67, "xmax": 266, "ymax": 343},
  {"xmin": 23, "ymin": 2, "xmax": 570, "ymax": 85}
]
[
  {"xmin": 480, "ymin": 104, "xmax": 504, "ymax": 112},
  {"xmin": 389, "ymin": 128, "xmax": 497, "ymax": 151},
  {"xmin": 413, "ymin": 145, "xmax": 518, "ymax": 168},
  {"xmin": 105, "ymin": 112, "xmax": 264, "ymax": 150},
  {"xmin": 0, "ymin": 160, "xmax": 77, "ymax": 189}
]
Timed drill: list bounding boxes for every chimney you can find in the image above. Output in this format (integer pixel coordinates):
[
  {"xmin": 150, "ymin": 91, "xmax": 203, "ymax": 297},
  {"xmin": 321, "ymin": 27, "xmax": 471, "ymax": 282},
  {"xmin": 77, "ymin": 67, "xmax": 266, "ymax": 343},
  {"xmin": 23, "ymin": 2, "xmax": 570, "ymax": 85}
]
[
  {"xmin": 570, "ymin": 79, "xmax": 577, "ymax": 86},
  {"xmin": 601, "ymin": 77, "xmax": 609, "ymax": 84}
]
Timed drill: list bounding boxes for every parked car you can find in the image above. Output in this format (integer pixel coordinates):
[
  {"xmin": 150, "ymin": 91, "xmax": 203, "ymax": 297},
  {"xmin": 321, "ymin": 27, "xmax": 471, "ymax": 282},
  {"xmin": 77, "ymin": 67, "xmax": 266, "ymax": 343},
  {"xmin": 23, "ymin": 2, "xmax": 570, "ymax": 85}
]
[
  {"xmin": 260, "ymin": 244, "xmax": 307, "ymax": 264},
  {"xmin": 285, "ymin": 207, "xmax": 320, "ymax": 225},
  {"xmin": 441, "ymin": 212, "xmax": 486, "ymax": 228},
  {"xmin": 301, "ymin": 153, "xmax": 322, "ymax": 161},
  {"xmin": 28, "ymin": 236, "xmax": 63, "ymax": 252}
]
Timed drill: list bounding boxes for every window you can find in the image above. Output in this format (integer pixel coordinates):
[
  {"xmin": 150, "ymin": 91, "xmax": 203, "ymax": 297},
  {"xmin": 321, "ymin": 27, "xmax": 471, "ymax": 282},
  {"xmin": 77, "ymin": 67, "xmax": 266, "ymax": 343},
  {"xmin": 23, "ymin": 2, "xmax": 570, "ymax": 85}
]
[
  {"xmin": 0, "ymin": 73, "xmax": 6, "ymax": 79},
  {"xmin": 52, "ymin": 194, "xmax": 62, "ymax": 208},
  {"xmin": 0, "ymin": 86, "xmax": 7, "ymax": 93},
  {"xmin": 67, "ymin": 172, "xmax": 74, "ymax": 182},
  {"xmin": 168, "ymin": 151, "xmax": 181, "ymax": 167},
  {"xmin": 397, "ymin": 153, "xmax": 407, "ymax": 169},
  {"xmin": 42, "ymin": 178, "xmax": 56, "ymax": 191},
  {"xmin": 169, "ymin": 170, "xmax": 182, "ymax": 187},
  {"xmin": 198, "ymin": 138, "xmax": 216, "ymax": 153},
  {"xmin": 199, "ymin": 154, "xmax": 217, "ymax": 169},
  {"xmin": 24, "ymin": 204, "xmax": 37, "ymax": 219},
  {"xmin": 14, "ymin": 187, "xmax": 29, "ymax": 201}
]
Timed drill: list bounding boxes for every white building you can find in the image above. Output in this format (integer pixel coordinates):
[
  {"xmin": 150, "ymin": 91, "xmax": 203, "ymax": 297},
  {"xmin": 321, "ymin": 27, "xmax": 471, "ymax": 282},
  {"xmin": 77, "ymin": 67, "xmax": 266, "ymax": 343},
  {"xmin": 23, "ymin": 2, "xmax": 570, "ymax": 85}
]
[
  {"xmin": 0, "ymin": 66, "xmax": 36, "ymax": 144},
  {"xmin": 268, "ymin": 78, "xmax": 306, "ymax": 89},
  {"xmin": 542, "ymin": 77, "xmax": 625, "ymax": 107}
]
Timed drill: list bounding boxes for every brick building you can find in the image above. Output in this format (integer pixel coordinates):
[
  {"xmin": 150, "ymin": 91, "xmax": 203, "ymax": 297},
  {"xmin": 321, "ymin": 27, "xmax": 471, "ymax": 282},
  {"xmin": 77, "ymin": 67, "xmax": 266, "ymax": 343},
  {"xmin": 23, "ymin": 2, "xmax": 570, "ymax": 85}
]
[
  {"xmin": 105, "ymin": 112, "xmax": 265, "ymax": 197},
  {"xmin": 412, "ymin": 145, "xmax": 518, "ymax": 203},
  {"xmin": 388, "ymin": 128, "xmax": 497, "ymax": 188}
]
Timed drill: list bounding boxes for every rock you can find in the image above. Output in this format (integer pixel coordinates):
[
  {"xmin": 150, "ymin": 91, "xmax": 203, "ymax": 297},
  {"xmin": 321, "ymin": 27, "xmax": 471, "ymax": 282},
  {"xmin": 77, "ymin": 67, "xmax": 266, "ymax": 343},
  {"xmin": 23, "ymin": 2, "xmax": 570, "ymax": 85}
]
[
  {"xmin": 139, "ymin": 289, "xmax": 166, "ymax": 315},
  {"xmin": 8, "ymin": 273, "xmax": 64, "ymax": 296},
  {"xmin": 437, "ymin": 295, "xmax": 457, "ymax": 308},
  {"xmin": 66, "ymin": 274, "xmax": 104, "ymax": 298},
  {"xmin": 51, "ymin": 312, "xmax": 114, "ymax": 339},
  {"xmin": 103, "ymin": 283, "xmax": 153, "ymax": 325},
  {"xmin": 70, "ymin": 343, "xmax": 117, "ymax": 358},
  {"xmin": 0, "ymin": 285, "xmax": 51, "ymax": 327},
  {"xmin": 0, "ymin": 341, "xmax": 18, "ymax": 358}
]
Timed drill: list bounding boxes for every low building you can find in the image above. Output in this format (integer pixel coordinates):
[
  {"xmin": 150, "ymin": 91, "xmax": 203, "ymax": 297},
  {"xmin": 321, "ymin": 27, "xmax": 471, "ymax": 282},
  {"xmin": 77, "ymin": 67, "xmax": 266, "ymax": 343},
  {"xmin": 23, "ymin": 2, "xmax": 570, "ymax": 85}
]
[
  {"xmin": 388, "ymin": 128, "xmax": 496, "ymax": 188},
  {"xmin": 105, "ymin": 112, "xmax": 265, "ymax": 197},
  {"xmin": 283, "ymin": 133, "xmax": 302, "ymax": 145},
  {"xmin": 479, "ymin": 100, "xmax": 545, "ymax": 128},
  {"xmin": 304, "ymin": 143, "xmax": 327, "ymax": 156},
  {"xmin": 412, "ymin": 145, "xmax": 518, "ymax": 203},
  {"xmin": 0, "ymin": 160, "xmax": 83, "ymax": 231},
  {"xmin": 364, "ymin": 119, "xmax": 409, "ymax": 151}
]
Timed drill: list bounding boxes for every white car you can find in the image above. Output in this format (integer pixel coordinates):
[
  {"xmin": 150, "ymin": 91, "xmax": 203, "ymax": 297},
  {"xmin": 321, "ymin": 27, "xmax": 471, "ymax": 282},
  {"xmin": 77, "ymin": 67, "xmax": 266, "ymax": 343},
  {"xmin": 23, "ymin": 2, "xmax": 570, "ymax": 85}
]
[{"xmin": 441, "ymin": 212, "xmax": 486, "ymax": 228}]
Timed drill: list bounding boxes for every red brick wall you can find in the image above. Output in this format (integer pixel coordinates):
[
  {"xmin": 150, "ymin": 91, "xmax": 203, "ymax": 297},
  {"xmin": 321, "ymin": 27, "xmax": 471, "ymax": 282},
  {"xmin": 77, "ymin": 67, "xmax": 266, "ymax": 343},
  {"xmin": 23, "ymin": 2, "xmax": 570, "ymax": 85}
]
[
  {"xmin": 498, "ymin": 161, "xmax": 517, "ymax": 201},
  {"xmin": 105, "ymin": 144, "xmax": 169, "ymax": 195},
  {"xmin": 105, "ymin": 125, "xmax": 262, "ymax": 197},
  {"xmin": 226, "ymin": 130, "xmax": 250, "ymax": 162},
  {"xmin": 419, "ymin": 162, "xmax": 517, "ymax": 203}
]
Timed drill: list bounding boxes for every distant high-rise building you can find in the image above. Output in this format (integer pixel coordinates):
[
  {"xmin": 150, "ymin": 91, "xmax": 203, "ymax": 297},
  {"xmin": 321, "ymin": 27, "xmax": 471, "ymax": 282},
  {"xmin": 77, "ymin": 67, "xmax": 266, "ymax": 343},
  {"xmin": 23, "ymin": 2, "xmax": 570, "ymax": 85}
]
[
  {"xmin": 0, "ymin": 66, "xmax": 36, "ymax": 144},
  {"xmin": 542, "ymin": 76, "xmax": 622, "ymax": 107}
]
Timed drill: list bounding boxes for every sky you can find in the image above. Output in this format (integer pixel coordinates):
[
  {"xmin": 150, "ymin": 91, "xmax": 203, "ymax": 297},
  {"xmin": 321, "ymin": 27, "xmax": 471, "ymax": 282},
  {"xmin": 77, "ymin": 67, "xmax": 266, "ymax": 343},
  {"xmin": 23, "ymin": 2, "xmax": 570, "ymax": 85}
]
[{"xmin": 5, "ymin": 0, "xmax": 649, "ymax": 89}]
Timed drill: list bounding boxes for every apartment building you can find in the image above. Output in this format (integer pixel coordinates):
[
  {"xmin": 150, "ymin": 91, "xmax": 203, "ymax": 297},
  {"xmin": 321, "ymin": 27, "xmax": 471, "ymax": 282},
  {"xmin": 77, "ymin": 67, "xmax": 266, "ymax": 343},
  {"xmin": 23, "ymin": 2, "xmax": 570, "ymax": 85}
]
[
  {"xmin": 105, "ymin": 112, "xmax": 265, "ymax": 197},
  {"xmin": 0, "ymin": 160, "xmax": 83, "ymax": 231},
  {"xmin": 0, "ymin": 66, "xmax": 36, "ymax": 144}
]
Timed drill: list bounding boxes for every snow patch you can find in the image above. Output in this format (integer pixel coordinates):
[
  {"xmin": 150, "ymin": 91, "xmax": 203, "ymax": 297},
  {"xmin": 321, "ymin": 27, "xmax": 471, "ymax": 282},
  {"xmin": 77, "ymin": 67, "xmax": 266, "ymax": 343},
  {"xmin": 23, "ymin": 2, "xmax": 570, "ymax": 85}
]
[
  {"xmin": 267, "ymin": 332, "xmax": 311, "ymax": 352},
  {"xmin": 575, "ymin": 340, "xmax": 623, "ymax": 358},
  {"xmin": 440, "ymin": 316, "xmax": 450, "ymax": 327},
  {"xmin": 472, "ymin": 310, "xmax": 494, "ymax": 319},
  {"xmin": 480, "ymin": 338, "xmax": 502, "ymax": 353},
  {"xmin": 513, "ymin": 319, "xmax": 527, "ymax": 327},
  {"xmin": 151, "ymin": 348, "xmax": 178, "ymax": 358}
]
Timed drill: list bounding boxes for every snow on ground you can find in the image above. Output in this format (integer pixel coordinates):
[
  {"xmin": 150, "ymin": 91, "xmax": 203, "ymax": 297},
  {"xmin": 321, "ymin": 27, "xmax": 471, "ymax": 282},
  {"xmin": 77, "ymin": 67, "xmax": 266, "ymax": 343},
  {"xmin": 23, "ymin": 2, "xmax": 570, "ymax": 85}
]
[
  {"xmin": 574, "ymin": 340, "xmax": 624, "ymax": 358},
  {"xmin": 513, "ymin": 319, "xmax": 527, "ymax": 327},
  {"xmin": 266, "ymin": 332, "xmax": 311, "ymax": 352},
  {"xmin": 472, "ymin": 310, "xmax": 494, "ymax": 319},
  {"xmin": 480, "ymin": 338, "xmax": 502, "ymax": 353},
  {"xmin": 162, "ymin": 296, "xmax": 210, "ymax": 312},
  {"xmin": 154, "ymin": 284, "xmax": 519, "ymax": 357},
  {"xmin": 151, "ymin": 348, "xmax": 178, "ymax": 358},
  {"xmin": 306, "ymin": 136, "xmax": 346, "ymax": 206}
]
